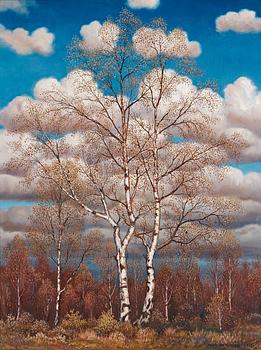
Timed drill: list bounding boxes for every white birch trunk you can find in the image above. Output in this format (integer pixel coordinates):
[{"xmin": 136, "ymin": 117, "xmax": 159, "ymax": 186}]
[
  {"xmin": 138, "ymin": 115, "xmax": 161, "ymax": 324},
  {"xmin": 138, "ymin": 199, "xmax": 160, "ymax": 325},
  {"xmin": 138, "ymin": 246, "xmax": 156, "ymax": 325},
  {"xmin": 16, "ymin": 275, "xmax": 21, "ymax": 320},
  {"xmin": 218, "ymin": 306, "xmax": 222, "ymax": 332},
  {"xmin": 114, "ymin": 226, "xmax": 132, "ymax": 322},
  {"xmin": 228, "ymin": 258, "xmax": 232, "ymax": 311},
  {"xmin": 165, "ymin": 285, "xmax": 169, "ymax": 322},
  {"xmin": 54, "ymin": 236, "xmax": 62, "ymax": 327},
  {"xmin": 116, "ymin": 247, "xmax": 130, "ymax": 321}
]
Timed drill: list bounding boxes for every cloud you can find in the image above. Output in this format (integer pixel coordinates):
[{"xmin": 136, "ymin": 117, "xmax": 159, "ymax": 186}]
[
  {"xmin": 127, "ymin": 0, "xmax": 159, "ymax": 9},
  {"xmin": 80, "ymin": 20, "xmax": 119, "ymax": 51},
  {"xmin": 0, "ymin": 0, "xmax": 34, "ymax": 14},
  {"xmin": 224, "ymin": 77, "xmax": 261, "ymax": 136},
  {"xmin": 216, "ymin": 9, "xmax": 261, "ymax": 33},
  {"xmin": 0, "ymin": 174, "xmax": 36, "ymax": 200},
  {"xmin": 235, "ymin": 224, "xmax": 261, "ymax": 248},
  {"xmin": 211, "ymin": 167, "xmax": 261, "ymax": 202},
  {"xmin": 0, "ymin": 130, "xmax": 36, "ymax": 177},
  {"xmin": 0, "ymin": 25, "xmax": 54, "ymax": 55},
  {"xmin": 133, "ymin": 27, "xmax": 201, "ymax": 58},
  {"xmin": 0, "ymin": 95, "xmax": 33, "ymax": 128},
  {"xmin": 219, "ymin": 76, "xmax": 261, "ymax": 162},
  {"xmin": 0, "ymin": 206, "xmax": 31, "ymax": 233},
  {"xmin": 0, "ymin": 130, "xmax": 19, "ymax": 170}
]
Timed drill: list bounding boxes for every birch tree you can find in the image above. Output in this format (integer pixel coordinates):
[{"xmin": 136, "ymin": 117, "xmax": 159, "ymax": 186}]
[
  {"xmin": 8, "ymin": 10, "xmax": 243, "ymax": 323},
  {"xmin": 155, "ymin": 265, "xmax": 175, "ymax": 322},
  {"xmin": 28, "ymin": 184, "xmax": 102, "ymax": 326},
  {"xmin": 222, "ymin": 234, "xmax": 240, "ymax": 312},
  {"xmin": 96, "ymin": 239, "xmax": 117, "ymax": 315},
  {"xmin": 131, "ymin": 59, "xmax": 243, "ymax": 324},
  {"xmin": 5, "ymin": 235, "xmax": 33, "ymax": 320}
]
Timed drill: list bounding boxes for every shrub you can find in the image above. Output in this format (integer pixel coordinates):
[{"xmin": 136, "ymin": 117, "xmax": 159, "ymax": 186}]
[
  {"xmin": 30, "ymin": 320, "xmax": 49, "ymax": 336},
  {"xmin": 0, "ymin": 313, "xmax": 49, "ymax": 340},
  {"xmin": 163, "ymin": 326, "xmax": 177, "ymax": 339},
  {"xmin": 95, "ymin": 311, "xmax": 118, "ymax": 337},
  {"xmin": 11, "ymin": 313, "xmax": 34, "ymax": 336},
  {"xmin": 49, "ymin": 325, "xmax": 67, "ymax": 339},
  {"xmin": 189, "ymin": 316, "xmax": 205, "ymax": 330},
  {"xmin": 190, "ymin": 330, "xmax": 208, "ymax": 346},
  {"xmin": 171, "ymin": 330, "xmax": 189, "ymax": 343},
  {"xmin": 60, "ymin": 310, "xmax": 88, "ymax": 339},
  {"xmin": 108, "ymin": 331, "xmax": 126, "ymax": 343},
  {"xmin": 206, "ymin": 294, "xmax": 236, "ymax": 331},
  {"xmin": 148, "ymin": 310, "xmax": 169, "ymax": 334},
  {"xmin": 78, "ymin": 329, "xmax": 98, "ymax": 340},
  {"xmin": 247, "ymin": 313, "xmax": 261, "ymax": 325},
  {"xmin": 32, "ymin": 331, "xmax": 66, "ymax": 344},
  {"xmin": 174, "ymin": 314, "xmax": 190, "ymax": 330},
  {"xmin": 117, "ymin": 321, "xmax": 137, "ymax": 340},
  {"xmin": 207, "ymin": 331, "xmax": 243, "ymax": 346},
  {"xmin": 136, "ymin": 327, "xmax": 156, "ymax": 343}
]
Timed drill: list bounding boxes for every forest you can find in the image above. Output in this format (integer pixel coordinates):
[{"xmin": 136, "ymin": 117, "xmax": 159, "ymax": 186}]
[
  {"xmin": 0, "ymin": 233, "xmax": 261, "ymax": 349},
  {"xmin": 0, "ymin": 8, "xmax": 261, "ymax": 350}
]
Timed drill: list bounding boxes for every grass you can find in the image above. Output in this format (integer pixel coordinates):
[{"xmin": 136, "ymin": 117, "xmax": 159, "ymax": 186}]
[{"xmin": 0, "ymin": 338, "xmax": 258, "ymax": 350}]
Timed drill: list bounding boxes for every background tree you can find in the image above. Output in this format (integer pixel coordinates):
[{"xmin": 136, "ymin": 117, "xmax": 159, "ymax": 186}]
[
  {"xmin": 36, "ymin": 278, "xmax": 56, "ymax": 322},
  {"xmin": 220, "ymin": 233, "xmax": 241, "ymax": 311},
  {"xmin": 96, "ymin": 239, "xmax": 117, "ymax": 315},
  {"xmin": 5, "ymin": 235, "xmax": 33, "ymax": 320},
  {"xmin": 28, "ymin": 183, "xmax": 102, "ymax": 326},
  {"xmin": 155, "ymin": 265, "xmax": 175, "ymax": 322}
]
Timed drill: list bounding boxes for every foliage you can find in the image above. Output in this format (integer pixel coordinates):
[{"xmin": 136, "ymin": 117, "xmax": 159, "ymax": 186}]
[
  {"xmin": 117, "ymin": 321, "xmax": 137, "ymax": 339},
  {"xmin": 206, "ymin": 294, "xmax": 233, "ymax": 331},
  {"xmin": 60, "ymin": 310, "xmax": 88, "ymax": 338},
  {"xmin": 136, "ymin": 327, "xmax": 157, "ymax": 343},
  {"xmin": 148, "ymin": 310, "xmax": 169, "ymax": 334},
  {"xmin": 0, "ymin": 313, "xmax": 49, "ymax": 339},
  {"xmin": 163, "ymin": 326, "xmax": 177, "ymax": 339},
  {"xmin": 108, "ymin": 331, "xmax": 126, "ymax": 342},
  {"xmin": 95, "ymin": 311, "xmax": 118, "ymax": 337}
]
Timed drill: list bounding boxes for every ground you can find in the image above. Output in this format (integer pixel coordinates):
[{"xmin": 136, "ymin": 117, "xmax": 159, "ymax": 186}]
[{"xmin": 1, "ymin": 339, "xmax": 261, "ymax": 350}]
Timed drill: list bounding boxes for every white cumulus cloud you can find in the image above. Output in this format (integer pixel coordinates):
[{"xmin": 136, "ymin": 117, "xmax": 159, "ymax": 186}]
[
  {"xmin": 127, "ymin": 0, "xmax": 159, "ymax": 9},
  {"xmin": 216, "ymin": 9, "xmax": 261, "ymax": 33},
  {"xmin": 0, "ymin": 0, "xmax": 34, "ymax": 14},
  {"xmin": 211, "ymin": 167, "xmax": 261, "ymax": 202},
  {"xmin": 224, "ymin": 77, "xmax": 261, "ymax": 136},
  {"xmin": 235, "ymin": 224, "xmax": 261, "ymax": 248},
  {"xmin": 80, "ymin": 20, "xmax": 119, "ymax": 51},
  {"xmin": 0, "ymin": 25, "xmax": 54, "ymax": 55}
]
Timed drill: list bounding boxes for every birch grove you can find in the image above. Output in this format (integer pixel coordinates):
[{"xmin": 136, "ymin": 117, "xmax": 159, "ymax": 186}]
[{"xmin": 7, "ymin": 10, "xmax": 244, "ymax": 323}]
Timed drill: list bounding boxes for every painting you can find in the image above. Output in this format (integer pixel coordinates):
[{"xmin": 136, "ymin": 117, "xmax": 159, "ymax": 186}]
[{"xmin": 0, "ymin": 1, "xmax": 260, "ymax": 349}]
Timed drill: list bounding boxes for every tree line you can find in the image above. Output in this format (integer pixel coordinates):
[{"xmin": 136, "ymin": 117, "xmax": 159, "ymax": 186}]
[{"xmin": 0, "ymin": 233, "xmax": 260, "ymax": 332}]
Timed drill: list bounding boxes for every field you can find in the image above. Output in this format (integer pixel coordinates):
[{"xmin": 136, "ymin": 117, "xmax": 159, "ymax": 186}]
[
  {"xmin": 1, "ymin": 330, "xmax": 261, "ymax": 350},
  {"xmin": 0, "ymin": 341, "xmax": 260, "ymax": 350}
]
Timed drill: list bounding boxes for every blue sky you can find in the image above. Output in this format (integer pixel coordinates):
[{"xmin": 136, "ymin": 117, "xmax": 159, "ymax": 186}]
[
  {"xmin": 1, "ymin": 0, "xmax": 261, "ymax": 179},
  {"xmin": 1, "ymin": 0, "xmax": 261, "ymax": 109},
  {"xmin": 0, "ymin": 0, "xmax": 261, "ymax": 215}
]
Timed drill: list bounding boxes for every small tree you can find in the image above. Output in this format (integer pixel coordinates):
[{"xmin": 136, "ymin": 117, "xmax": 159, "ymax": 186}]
[
  {"xmin": 155, "ymin": 265, "xmax": 174, "ymax": 322},
  {"xmin": 207, "ymin": 294, "xmax": 229, "ymax": 331},
  {"xmin": 36, "ymin": 278, "xmax": 56, "ymax": 322},
  {"xmin": 28, "ymin": 183, "xmax": 103, "ymax": 326},
  {"xmin": 5, "ymin": 235, "xmax": 33, "ymax": 320},
  {"xmin": 96, "ymin": 239, "xmax": 117, "ymax": 315}
]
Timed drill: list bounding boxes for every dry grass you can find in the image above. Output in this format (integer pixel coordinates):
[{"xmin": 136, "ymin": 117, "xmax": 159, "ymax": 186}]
[{"xmin": 0, "ymin": 338, "xmax": 258, "ymax": 350}]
